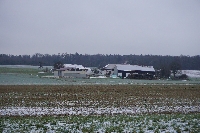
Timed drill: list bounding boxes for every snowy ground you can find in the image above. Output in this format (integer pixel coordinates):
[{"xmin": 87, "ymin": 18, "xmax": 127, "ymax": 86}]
[
  {"xmin": 182, "ymin": 70, "xmax": 200, "ymax": 78},
  {"xmin": 1, "ymin": 85, "xmax": 200, "ymax": 132},
  {"xmin": 1, "ymin": 85, "xmax": 199, "ymax": 116},
  {"xmin": 1, "ymin": 114, "xmax": 200, "ymax": 133},
  {"xmin": 1, "ymin": 105, "xmax": 200, "ymax": 116}
]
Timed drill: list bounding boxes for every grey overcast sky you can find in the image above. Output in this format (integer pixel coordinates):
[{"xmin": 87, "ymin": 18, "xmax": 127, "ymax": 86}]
[{"xmin": 0, "ymin": 0, "xmax": 200, "ymax": 56}]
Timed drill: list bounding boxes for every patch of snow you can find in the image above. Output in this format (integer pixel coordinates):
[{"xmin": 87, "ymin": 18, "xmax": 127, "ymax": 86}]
[
  {"xmin": 90, "ymin": 76, "xmax": 107, "ymax": 79},
  {"xmin": 41, "ymin": 76, "xmax": 55, "ymax": 78},
  {"xmin": 181, "ymin": 70, "xmax": 200, "ymax": 78},
  {"xmin": 38, "ymin": 72, "xmax": 45, "ymax": 73},
  {"xmin": 0, "ymin": 105, "xmax": 199, "ymax": 116}
]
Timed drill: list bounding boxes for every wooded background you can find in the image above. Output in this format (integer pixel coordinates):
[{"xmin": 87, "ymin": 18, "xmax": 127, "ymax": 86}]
[{"xmin": 0, "ymin": 53, "xmax": 199, "ymax": 70}]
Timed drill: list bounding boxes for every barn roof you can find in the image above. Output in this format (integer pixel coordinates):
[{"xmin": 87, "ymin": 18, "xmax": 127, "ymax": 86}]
[
  {"xmin": 104, "ymin": 64, "xmax": 155, "ymax": 72},
  {"xmin": 103, "ymin": 64, "xmax": 116, "ymax": 69},
  {"xmin": 63, "ymin": 64, "xmax": 86, "ymax": 69},
  {"xmin": 116, "ymin": 64, "xmax": 155, "ymax": 72}
]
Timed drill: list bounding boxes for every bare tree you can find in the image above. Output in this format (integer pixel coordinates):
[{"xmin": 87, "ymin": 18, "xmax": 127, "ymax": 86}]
[
  {"xmin": 53, "ymin": 61, "xmax": 64, "ymax": 69},
  {"xmin": 170, "ymin": 60, "xmax": 181, "ymax": 78}
]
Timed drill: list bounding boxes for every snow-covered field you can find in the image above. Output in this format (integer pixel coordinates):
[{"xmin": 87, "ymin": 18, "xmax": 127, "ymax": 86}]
[
  {"xmin": 1, "ymin": 85, "xmax": 199, "ymax": 116},
  {"xmin": 1, "ymin": 85, "xmax": 200, "ymax": 132},
  {"xmin": 182, "ymin": 70, "xmax": 200, "ymax": 78},
  {"xmin": 1, "ymin": 105, "xmax": 200, "ymax": 116},
  {"xmin": 1, "ymin": 114, "xmax": 200, "ymax": 133}
]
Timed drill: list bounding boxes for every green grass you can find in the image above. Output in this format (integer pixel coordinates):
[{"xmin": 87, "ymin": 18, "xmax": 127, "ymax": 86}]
[
  {"xmin": 0, "ymin": 67, "xmax": 40, "ymax": 74},
  {"xmin": 1, "ymin": 114, "xmax": 200, "ymax": 132},
  {"xmin": 1, "ymin": 84, "xmax": 200, "ymax": 132},
  {"xmin": 0, "ymin": 67, "xmax": 53, "ymax": 77}
]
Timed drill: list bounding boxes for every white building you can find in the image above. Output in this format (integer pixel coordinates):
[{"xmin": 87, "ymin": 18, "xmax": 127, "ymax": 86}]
[
  {"xmin": 54, "ymin": 64, "xmax": 92, "ymax": 78},
  {"xmin": 102, "ymin": 64, "xmax": 155, "ymax": 79}
]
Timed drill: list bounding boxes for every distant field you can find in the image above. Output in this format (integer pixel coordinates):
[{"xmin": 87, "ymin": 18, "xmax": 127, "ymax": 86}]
[
  {"xmin": 0, "ymin": 67, "xmax": 40, "ymax": 74},
  {"xmin": 0, "ymin": 67, "xmax": 53, "ymax": 78},
  {"xmin": 0, "ymin": 65, "xmax": 53, "ymax": 69},
  {"xmin": 0, "ymin": 85, "xmax": 200, "ymax": 132}
]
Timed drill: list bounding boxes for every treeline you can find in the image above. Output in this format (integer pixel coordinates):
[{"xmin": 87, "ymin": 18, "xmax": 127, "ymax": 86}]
[{"xmin": 0, "ymin": 53, "xmax": 200, "ymax": 70}]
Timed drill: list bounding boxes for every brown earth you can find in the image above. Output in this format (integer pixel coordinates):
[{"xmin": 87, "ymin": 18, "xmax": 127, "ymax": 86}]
[{"xmin": 0, "ymin": 85, "xmax": 200, "ymax": 109}]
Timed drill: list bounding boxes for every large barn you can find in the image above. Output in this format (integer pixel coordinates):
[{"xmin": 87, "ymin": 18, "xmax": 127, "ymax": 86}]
[{"xmin": 102, "ymin": 64, "xmax": 155, "ymax": 79}]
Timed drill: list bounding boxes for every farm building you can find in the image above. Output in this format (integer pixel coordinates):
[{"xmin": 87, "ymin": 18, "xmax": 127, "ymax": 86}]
[
  {"xmin": 102, "ymin": 64, "xmax": 155, "ymax": 79},
  {"xmin": 54, "ymin": 64, "xmax": 92, "ymax": 78}
]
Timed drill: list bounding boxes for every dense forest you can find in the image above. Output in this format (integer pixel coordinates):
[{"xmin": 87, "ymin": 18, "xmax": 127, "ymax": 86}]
[{"xmin": 0, "ymin": 53, "xmax": 200, "ymax": 70}]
